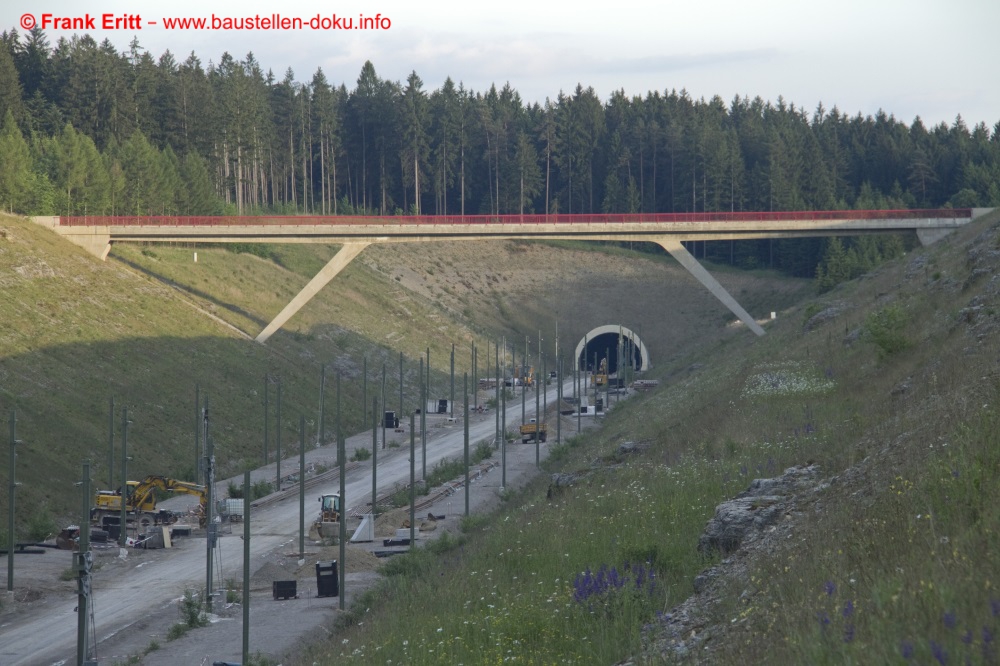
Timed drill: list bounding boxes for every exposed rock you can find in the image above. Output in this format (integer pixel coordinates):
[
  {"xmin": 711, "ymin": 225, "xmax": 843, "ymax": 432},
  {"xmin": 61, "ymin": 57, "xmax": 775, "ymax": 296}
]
[
  {"xmin": 550, "ymin": 472, "xmax": 584, "ymax": 488},
  {"xmin": 547, "ymin": 472, "xmax": 588, "ymax": 499},
  {"xmin": 803, "ymin": 302, "xmax": 847, "ymax": 332},
  {"xmin": 617, "ymin": 441, "xmax": 650, "ymax": 457},
  {"xmin": 698, "ymin": 464, "xmax": 821, "ymax": 558},
  {"xmin": 905, "ymin": 254, "xmax": 929, "ymax": 280},
  {"xmin": 891, "ymin": 377, "xmax": 912, "ymax": 396},
  {"xmin": 843, "ymin": 327, "xmax": 862, "ymax": 346}
]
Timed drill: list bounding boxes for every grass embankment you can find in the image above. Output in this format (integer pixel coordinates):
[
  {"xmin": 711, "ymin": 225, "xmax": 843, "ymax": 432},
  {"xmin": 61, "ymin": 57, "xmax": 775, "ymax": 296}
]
[
  {"xmin": 298, "ymin": 213, "xmax": 1000, "ymax": 664},
  {"xmin": 0, "ymin": 217, "xmax": 479, "ymax": 533}
]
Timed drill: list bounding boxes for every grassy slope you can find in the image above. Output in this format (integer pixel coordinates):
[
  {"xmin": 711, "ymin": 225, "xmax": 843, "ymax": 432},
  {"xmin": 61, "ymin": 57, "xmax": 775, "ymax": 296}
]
[
  {"xmin": 0, "ymin": 215, "xmax": 808, "ymax": 537},
  {"xmin": 295, "ymin": 212, "xmax": 1000, "ymax": 664}
]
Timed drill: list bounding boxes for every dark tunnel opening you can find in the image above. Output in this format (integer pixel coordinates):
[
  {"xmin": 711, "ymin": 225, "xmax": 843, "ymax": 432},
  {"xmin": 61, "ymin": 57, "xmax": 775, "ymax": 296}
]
[{"xmin": 577, "ymin": 332, "xmax": 642, "ymax": 374}]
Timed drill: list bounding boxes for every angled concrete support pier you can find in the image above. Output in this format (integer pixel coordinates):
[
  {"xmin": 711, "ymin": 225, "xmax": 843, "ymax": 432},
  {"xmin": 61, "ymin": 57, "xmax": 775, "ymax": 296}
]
[
  {"xmin": 653, "ymin": 237, "xmax": 765, "ymax": 336},
  {"xmin": 256, "ymin": 242, "xmax": 370, "ymax": 343}
]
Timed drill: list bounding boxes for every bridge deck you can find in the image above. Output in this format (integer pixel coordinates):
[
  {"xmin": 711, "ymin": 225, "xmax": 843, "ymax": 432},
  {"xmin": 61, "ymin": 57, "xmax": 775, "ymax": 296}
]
[
  {"xmin": 52, "ymin": 209, "xmax": 977, "ymax": 244},
  {"xmin": 34, "ymin": 208, "xmax": 991, "ymax": 343}
]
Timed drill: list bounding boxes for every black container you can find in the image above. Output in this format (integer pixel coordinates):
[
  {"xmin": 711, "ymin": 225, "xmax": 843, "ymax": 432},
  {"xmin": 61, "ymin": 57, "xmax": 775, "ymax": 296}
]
[
  {"xmin": 102, "ymin": 516, "xmax": 121, "ymax": 541},
  {"xmin": 273, "ymin": 580, "xmax": 297, "ymax": 600},
  {"xmin": 316, "ymin": 560, "xmax": 339, "ymax": 597}
]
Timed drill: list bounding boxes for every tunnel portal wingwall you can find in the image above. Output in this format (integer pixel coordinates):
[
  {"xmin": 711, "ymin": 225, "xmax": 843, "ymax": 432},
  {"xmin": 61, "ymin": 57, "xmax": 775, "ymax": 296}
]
[{"xmin": 574, "ymin": 325, "xmax": 650, "ymax": 373}]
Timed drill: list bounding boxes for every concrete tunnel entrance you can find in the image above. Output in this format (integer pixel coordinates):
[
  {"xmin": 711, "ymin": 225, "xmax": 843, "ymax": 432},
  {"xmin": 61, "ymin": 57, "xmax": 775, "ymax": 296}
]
[{"xmin": 574, "ymin": 325, "xmax": 650, "ymax": 374}]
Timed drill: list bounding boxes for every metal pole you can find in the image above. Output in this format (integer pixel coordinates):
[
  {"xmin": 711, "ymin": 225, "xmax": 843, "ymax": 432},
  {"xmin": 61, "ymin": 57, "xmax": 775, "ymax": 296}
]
[
  {"xmin": 381, "ymin": 363, "xmax": 387, "ymax": 450},
  {"xmin": 398, "ymin": 351, "xmax": 403, "ymax": 419},
  {"xmin": 363, "ymin": 356, "xmax": 368, "ymax": 431},
  {"xmin": 76, "ymin": 460, "xmax": 91, "ymax": 666},
  {"xmin": 542, "ymin": 352, "xmax": 547, "ymax": 424},
  {"xmin": 338, "ymin": 373, "xmax": 346, "ymax": 611},
  {"xmin": 535, "ymin": 352, "xmax": 541, "ymax": 466},
  {"xmin": 420, "ymin": 347, "xmax": 431, "ymax": 479},
  {"xmin": 577, "ymin": 360, "xmax": 581, "ymax": 433},
  {"xmin": 108, "ymin": 396, "xmax": 115, "ymax": 488},
  {"xmin": 450, "ymin": 343, "xmax": 455, "ymax": 418},
  {"xmin": 194, "ymin": 386, "xmax": 200, "ymax": 484},
  {"xmin": 501, "ymin": 357, "xmax": 506, "ymax": 488},
  {"xmin": 409, "ymin": 412, "xmax": 416, "ymax": 547},
  {"xmin": 606, "ymin": 346, "xmax": 611, "ymax": 411},
  {"xmin": 371, "ymin": 396, "xmax": 378, "ymax": 518},
  {"xmin": 464, "ymin": 373, "xmax": 469, "ymax": 517},
  {"xmin": 119, "ymin": 406, "xmax": 128, "ymax": 548},
  {"xmin": 263, "ymin": 376, "xmax": 269, "ymax": 465},
  {"xmin": 242, "ymin": 470, "xmax": 250, "ymax": 665},
  {"xmin": 521, "ymin": 338, "xmax": 527, "ymax": 426},
  {"xmin": 494, "ymin": 341, "xmax": 500, "ymax": 448},
  {"xmin": 472, "ymin": 342, "xmax": 477, "ymax": 411},
  {"xmin": 7, "ymin": 409, "xmax": 16, "ymax": 592},
  {"xmin": 319, "ymin": 364, "xmax": 326, "ymax": 448},
  {"xmin": 298, "ymin": 415, "xmax": 305, "ymax": 557},
  {"xmin": 276, "ymin": 380, "xmax": 282, "ymax": 488},
  {"xmin": 557, "ymin": 356, "xmax": 562, "ymax": 444},
  {"xmin": 204, "ymin": 399, "xmax": 214, "ymax": 613}
]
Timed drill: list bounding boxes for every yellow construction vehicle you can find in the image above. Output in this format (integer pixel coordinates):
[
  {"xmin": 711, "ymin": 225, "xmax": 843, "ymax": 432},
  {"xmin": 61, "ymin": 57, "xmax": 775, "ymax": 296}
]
[
  {"xmin": 92, "ymin": 476, "xmax": 208, "ymax": 527},
  {"xmin": 514, "ymin": 364, "xmax": 535, "ymax": 388},
  {"xmin": 591, "ymin": 358, "xmax": 608, "ymax": 387},
  {"xmin": 519, "ymin": 419, "xmax": 548, "ymax": 442},
  {"xmin": 317, "ymin": 492, "xmax": 342, "ymax": 523}
]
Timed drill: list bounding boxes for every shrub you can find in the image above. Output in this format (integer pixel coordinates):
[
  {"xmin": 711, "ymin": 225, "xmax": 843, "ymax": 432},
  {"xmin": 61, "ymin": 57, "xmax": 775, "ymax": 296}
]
[
  {"xmin": 179, "ymin": 589, "xmax": 208, "ymax": 629},
  {"xmin": 863, "ymin": 304, "xmax": 911, "ymax": 359},
  {"xmin": 351, "ymin": 447, "xmax": 371, "ymax": 462}
]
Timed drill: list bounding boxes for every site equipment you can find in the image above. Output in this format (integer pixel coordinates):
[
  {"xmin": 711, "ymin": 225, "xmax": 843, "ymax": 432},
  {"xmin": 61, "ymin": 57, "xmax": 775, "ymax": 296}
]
[
  {"xmin": 317, "ymin": 492, "xmax": 342, "ymax": 523},
  {"xmin": 92, "ymin": 476, "xmax": 208, "ymax": 527},
  {"xmin": 591, "ymin": 358, "xmax": 608, "ymax": 386},
  {"xmin": 519, "ymin": 419, "xmax": 548, "ymax": 443}
]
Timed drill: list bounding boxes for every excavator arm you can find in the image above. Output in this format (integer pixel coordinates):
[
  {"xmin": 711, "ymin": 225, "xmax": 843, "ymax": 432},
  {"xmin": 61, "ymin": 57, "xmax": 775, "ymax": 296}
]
[{"xmin": 128, "ymin": 476, "xmax": 208, "ymax": 515}]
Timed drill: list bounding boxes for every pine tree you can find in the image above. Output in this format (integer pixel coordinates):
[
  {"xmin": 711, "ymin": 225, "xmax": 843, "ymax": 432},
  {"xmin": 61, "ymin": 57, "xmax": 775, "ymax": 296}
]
[{"xmin": 0, "ymin": 110, "xmax": 32, "ymax": 212}]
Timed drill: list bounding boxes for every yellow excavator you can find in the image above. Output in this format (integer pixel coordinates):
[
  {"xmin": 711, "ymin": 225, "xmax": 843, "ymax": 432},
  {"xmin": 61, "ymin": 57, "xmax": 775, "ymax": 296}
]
[
  {"xmin": 591, "ymin": 357, "xmax": 609, "ymax": 387},
  {"xmin": 92, "ymin": 475, "xmax": 208, "ymax": 527}
]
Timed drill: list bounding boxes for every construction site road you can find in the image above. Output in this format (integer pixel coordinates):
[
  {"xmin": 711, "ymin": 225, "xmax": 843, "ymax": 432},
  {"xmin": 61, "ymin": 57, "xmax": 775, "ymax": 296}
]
[{"xmin": 0, "ymin": 378, "xmax": 598, "ymax": 665}]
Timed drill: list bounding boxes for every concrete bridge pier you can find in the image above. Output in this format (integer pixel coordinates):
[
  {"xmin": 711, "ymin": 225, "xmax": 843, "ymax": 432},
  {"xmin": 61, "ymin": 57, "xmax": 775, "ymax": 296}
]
[
  {"xmin": 653, "ymin": 237, "xmax": 766, "ymax": 336},
  {"xmin": 255, "ymin": 242, "xmax": 370, "ymax": 343}
]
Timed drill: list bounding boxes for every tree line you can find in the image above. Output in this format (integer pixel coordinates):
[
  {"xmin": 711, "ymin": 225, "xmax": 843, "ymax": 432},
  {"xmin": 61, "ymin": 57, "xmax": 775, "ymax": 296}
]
[{"xmin": 1, "ymin": 27, "xmax": 998, "ymax": 278}]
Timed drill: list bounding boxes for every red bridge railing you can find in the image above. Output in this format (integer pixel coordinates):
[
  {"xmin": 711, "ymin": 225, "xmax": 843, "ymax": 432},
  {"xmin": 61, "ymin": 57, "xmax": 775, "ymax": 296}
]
[{"xmin": 57, "ymin": 209, "xmax": 973, "ymax": 227}]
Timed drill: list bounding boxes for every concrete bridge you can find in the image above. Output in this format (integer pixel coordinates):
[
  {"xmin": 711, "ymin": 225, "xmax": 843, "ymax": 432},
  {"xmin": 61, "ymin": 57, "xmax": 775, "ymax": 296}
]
[{"xmin": 32, "ymin": 208, "xmax": 992, "ymax": 342}]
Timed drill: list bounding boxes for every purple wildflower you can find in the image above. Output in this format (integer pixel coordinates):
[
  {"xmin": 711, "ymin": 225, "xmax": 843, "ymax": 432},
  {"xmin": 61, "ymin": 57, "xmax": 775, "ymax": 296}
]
[
  {"xmin": 943, "ymin": 610, "xmax": 958, "ymax": 629},
  {"xmin": 824, "ymin": 581, "xmax": 836, "ymax": 596},
  {"xmin": 991, "ymin": 598, "xmax": 1000, "ymax": 617},
  {"xmin": 842, "ymin": 600, "xmax": 854, "ymax": 618},
  {"xmin": 817, "ymin": 611, "xmax": 830, "ymax": 629},
  {"xmin": 930, "ymin": 640, "xmax": 948, "ymax": 665},
  {"xmin": 961, "ymin": 630, "xmax": 973, "ymax": 645},
  {"xmin": 843, "ymin": 623, "xmax": 855, "ymax": 643},
  {"xmin": 900, "ymin": 640, "xmax": 915, "ymax": 659}
]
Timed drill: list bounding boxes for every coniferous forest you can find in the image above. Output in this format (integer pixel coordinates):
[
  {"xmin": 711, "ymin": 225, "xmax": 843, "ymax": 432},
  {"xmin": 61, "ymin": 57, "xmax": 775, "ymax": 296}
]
[{"xmin": 1, "ymin": 27, "xmax": 999, "ymax": 278}]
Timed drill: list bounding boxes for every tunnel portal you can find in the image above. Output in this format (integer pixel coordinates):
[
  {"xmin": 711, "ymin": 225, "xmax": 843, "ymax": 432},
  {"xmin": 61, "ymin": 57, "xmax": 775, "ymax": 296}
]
[{"xmin": 574, "ymin": 326, "xmax": 649, "ymax": 374}]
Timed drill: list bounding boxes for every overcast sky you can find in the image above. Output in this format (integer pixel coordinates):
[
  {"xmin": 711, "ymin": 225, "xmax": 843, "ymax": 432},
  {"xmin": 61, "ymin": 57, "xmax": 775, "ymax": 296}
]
[{"xmin": 6, "ymin": 0, "xmax": 998, "ymax": 129}]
